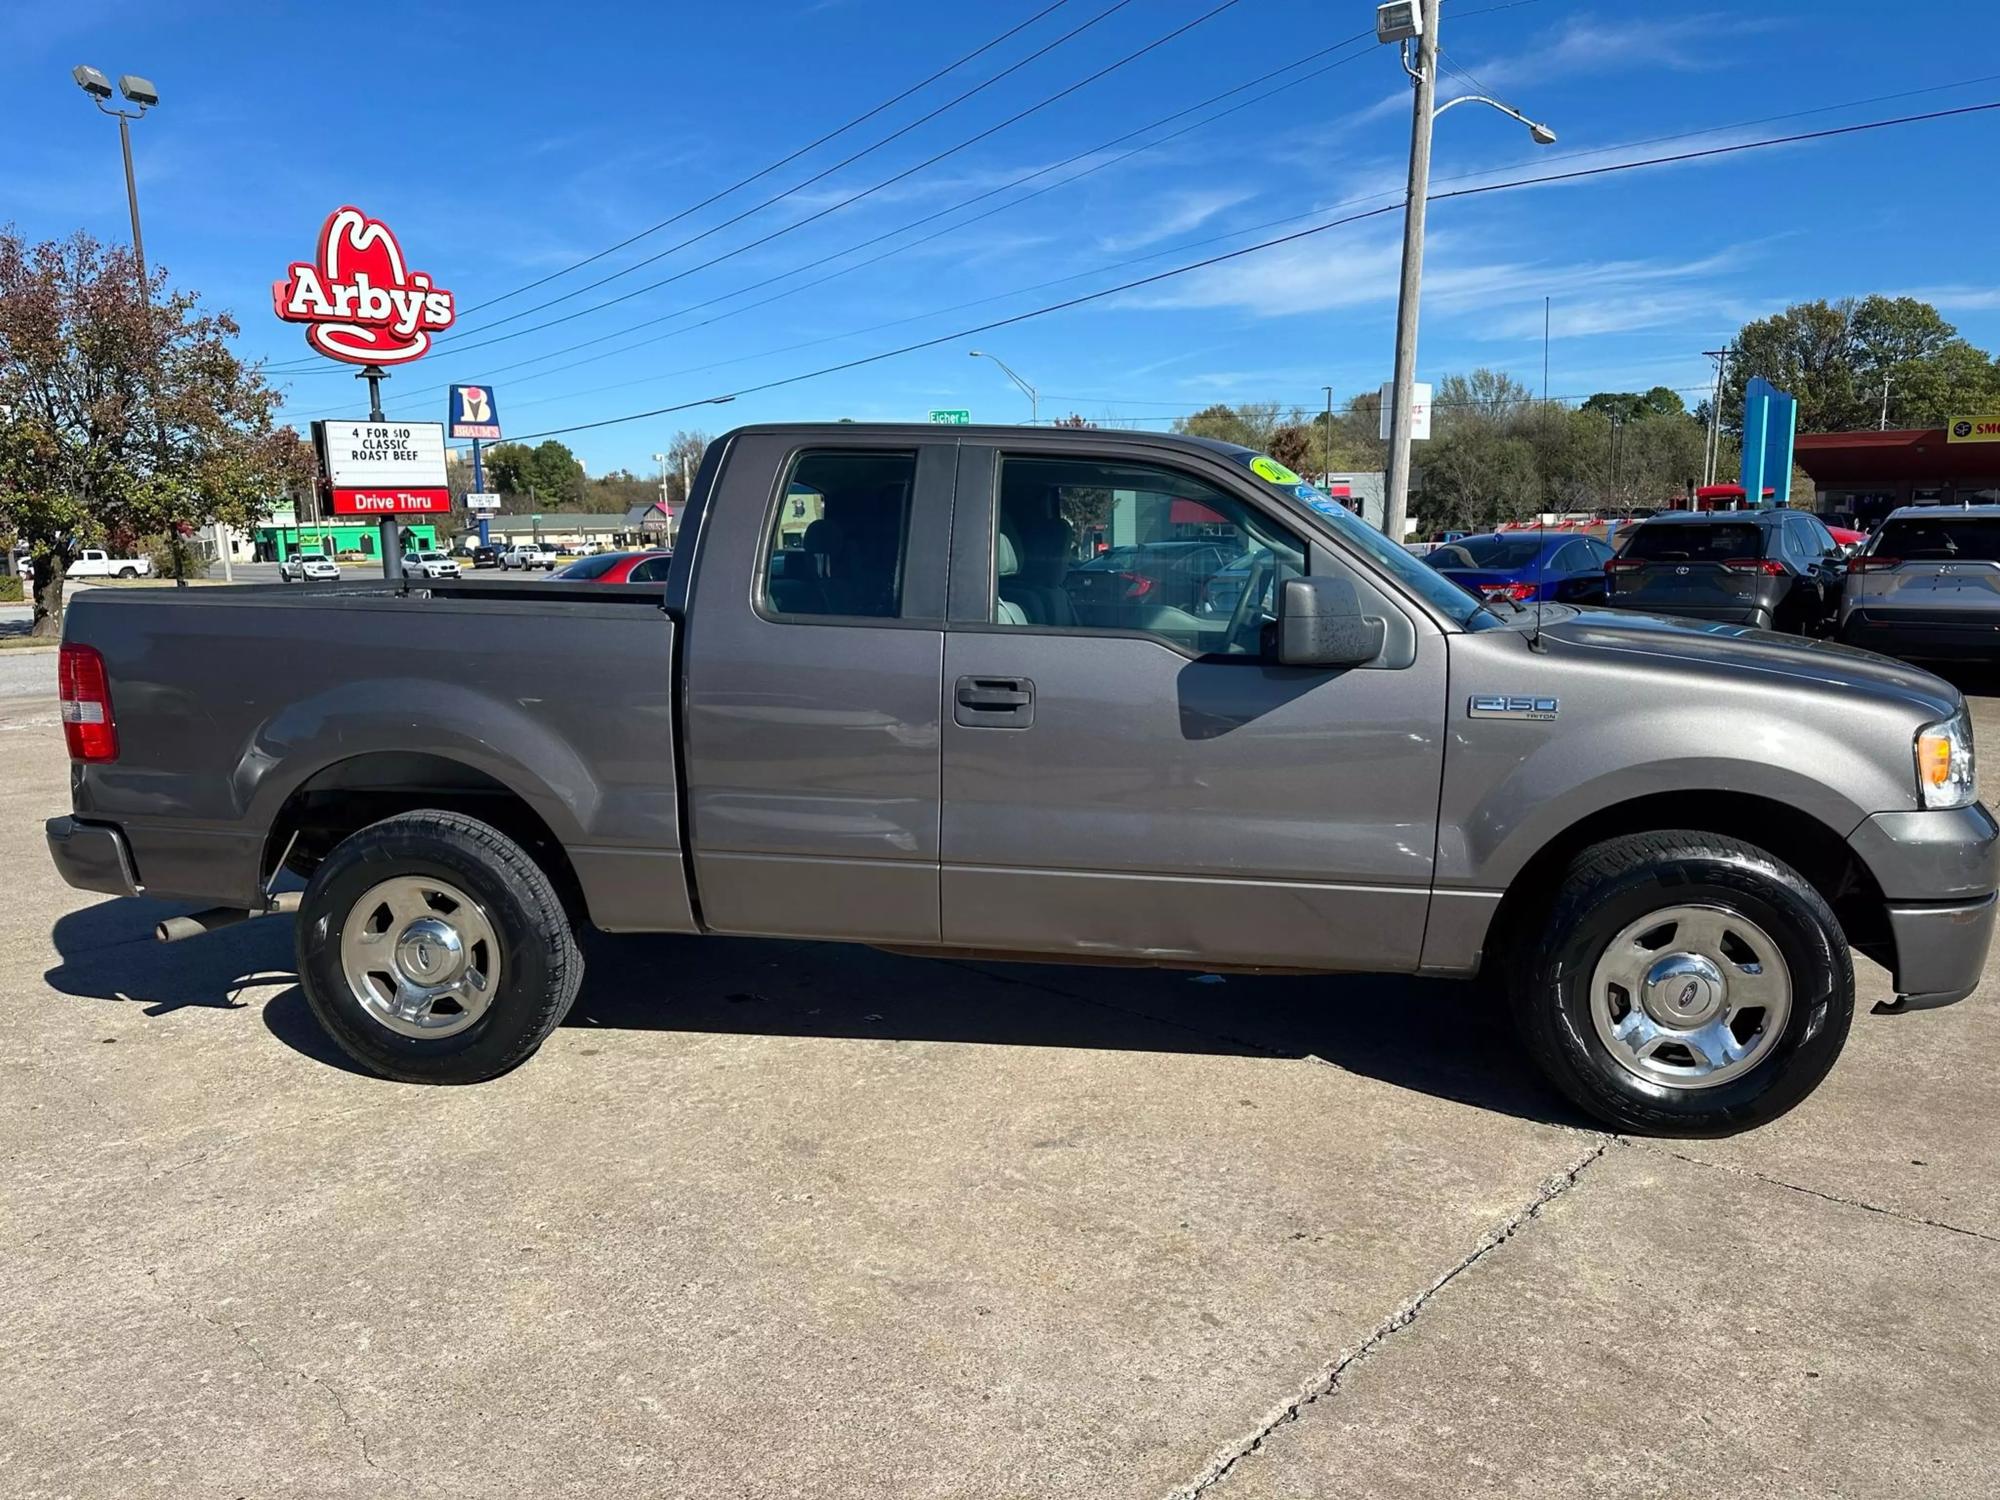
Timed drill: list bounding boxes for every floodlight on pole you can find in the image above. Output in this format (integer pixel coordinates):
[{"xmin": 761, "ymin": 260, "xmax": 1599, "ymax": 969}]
[{"xmin": 1375, "ymin": 3, "xmax": 1555, "ymax": 543}]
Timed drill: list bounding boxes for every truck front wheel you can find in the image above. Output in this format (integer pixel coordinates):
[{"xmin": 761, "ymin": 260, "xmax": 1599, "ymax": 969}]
[
  {"xmin": 295, "ymin": 810, "xmax": 582, "ymax": 1083},
  {"xmin": 1513, "ymin": 831, "xmax": 1853, "ymax": 1135}
]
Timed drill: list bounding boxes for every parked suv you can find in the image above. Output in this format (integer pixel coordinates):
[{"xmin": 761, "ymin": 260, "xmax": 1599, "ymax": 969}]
[
  {"xmin": 1840, "ymin": 505, "xmax": 2000, "ymax": 661},
  {"xmin": 1606, "ymin": 510, "xmax": 1844, "ymax": 632},
  {"xmin": 403, "ymin": 550, "xmax": 461, "ymax": 580}
]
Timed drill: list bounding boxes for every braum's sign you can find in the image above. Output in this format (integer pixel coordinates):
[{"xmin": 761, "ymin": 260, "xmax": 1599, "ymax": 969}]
[
  {"xmin": 313, "ymin": 420, "xmax": 450, "ymax": 515},
  {"xmin": 274, "ymin": 207, "xmax": 456, "ymax": 366}
]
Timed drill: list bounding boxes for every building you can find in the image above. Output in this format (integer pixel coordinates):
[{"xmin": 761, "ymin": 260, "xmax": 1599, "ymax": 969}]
[
  {"xmin": 1317, "ymin": 471, "xmax": 1387, "ymax": 531},
  {"xmin": 474, "ymin": 513, "xmax": 656, "ymax": 552},
  {"xmin": 255, "ymin": 520, "xmax": 439, "ymax": 561},
  {"xmin": 1795, "ymin": 421, "xmax": 2000, "ymax": 526}
]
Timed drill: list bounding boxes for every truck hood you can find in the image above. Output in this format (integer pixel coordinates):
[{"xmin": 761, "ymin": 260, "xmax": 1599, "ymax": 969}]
[{"xmin": 1537, "ymin": 606, "xmax": 1962, "ymax": 719}]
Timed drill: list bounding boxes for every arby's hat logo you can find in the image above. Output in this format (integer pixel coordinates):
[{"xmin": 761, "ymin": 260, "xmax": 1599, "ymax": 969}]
[{"xmin": 272, "ymin": 206, "xmax": 455, "ymax": 366}]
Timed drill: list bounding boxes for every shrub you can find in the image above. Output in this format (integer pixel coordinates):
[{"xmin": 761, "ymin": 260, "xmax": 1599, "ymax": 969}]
[{"xmin": 0, "ymin": 575, "xmax": 21, "ymax": 603}]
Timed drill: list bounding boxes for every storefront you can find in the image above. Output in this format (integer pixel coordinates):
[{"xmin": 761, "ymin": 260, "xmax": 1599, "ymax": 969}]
[
  {"xmin": 1795, "ymin": 421, "xmax": 2000, "ymax": 528},
  {"xmin": 255, "ymin": 522, "xmax": 439, "ymax": 561}
]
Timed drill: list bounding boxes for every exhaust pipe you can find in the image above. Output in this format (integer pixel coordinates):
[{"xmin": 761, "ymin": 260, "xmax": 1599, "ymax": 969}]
[{"xmin": 155, "ymin": 890, "xmax": 301, "ymax": 944}]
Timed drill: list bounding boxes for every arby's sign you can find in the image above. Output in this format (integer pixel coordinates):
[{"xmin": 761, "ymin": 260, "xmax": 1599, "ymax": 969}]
[{"xmin": 272, "ymin": 207, "xmax": 455, "ymax": 365}]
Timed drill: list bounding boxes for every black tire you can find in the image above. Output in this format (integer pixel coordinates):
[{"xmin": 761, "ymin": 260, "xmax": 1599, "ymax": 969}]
[
  {"xmin": 295, "ymin": 810, "xmax": 582, "ymax": 1083},
  {"xmin": 118, "ymin": 566, "xmax": 137, "ymax": 578},
  {"xmin": 1511, "ymin": 830, "xmax": 1853, "ymax": 1136}
]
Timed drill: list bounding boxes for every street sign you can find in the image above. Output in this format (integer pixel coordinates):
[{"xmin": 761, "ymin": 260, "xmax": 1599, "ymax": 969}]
[
  {"xmin": 1378, "ymin": 382, "xmax": 1432, "ymax": 442},
  {"xmin": 449, "ymin": 385, "xmax": 502, "ymax": 440},
  {"xmin": 313, "ymin": 419, "xmax": 450, "ymax": 515},
  {"xmin": 464, "ymin": 493, "xmax": 501, "ymax": 512},
  {"xmin": 273, "ymin": 207, "xmax": 455, "ymax": 366},
  {"xmin": 928, "ymin": 408, "xmax": 971, "ymax": 424}
]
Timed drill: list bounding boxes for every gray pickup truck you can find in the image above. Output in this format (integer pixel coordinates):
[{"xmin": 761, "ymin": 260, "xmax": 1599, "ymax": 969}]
[{"xmin": 46, "ymin": 425, "xmax": 1998, "ymax": 1134}]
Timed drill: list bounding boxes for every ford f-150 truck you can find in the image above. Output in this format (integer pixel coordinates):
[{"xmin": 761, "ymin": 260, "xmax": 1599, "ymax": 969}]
[{"xmin": 45, "ymin": 425, "xmax": 1998, "ymax": 1134}]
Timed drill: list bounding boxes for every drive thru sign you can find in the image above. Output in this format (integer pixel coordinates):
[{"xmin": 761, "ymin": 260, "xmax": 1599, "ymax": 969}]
[{"xmin": 313, "ymin": 420, "xmax": 451, "ymax": 515}]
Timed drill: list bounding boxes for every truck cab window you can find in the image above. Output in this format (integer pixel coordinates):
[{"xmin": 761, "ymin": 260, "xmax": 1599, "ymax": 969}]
[
  {"xmin": 992, "ymin": 455, "xmax": 1304, "ymax": 657},
  {"xmin": 763, "ymin": 450, "xmax": 916, "ymax": 620}
]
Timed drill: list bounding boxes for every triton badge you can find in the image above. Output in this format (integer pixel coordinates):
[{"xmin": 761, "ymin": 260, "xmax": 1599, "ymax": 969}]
[{"xmin": 1469, "ymin": 695, "xmax": 1559, "ymax": 721}]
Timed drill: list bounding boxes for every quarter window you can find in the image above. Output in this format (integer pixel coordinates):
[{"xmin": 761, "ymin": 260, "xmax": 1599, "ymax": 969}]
[
  {"xmin": 990, "ymin": 455, "xmax": 1304, "ymax": 657},
  {"xmin": 762, "ymin": 451, "xmax": 916, "ymax": 619}
]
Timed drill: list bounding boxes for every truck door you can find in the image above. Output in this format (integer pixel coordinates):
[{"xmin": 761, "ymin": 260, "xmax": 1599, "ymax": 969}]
[
  {"xmin": 938, "ymin": 440, "xmax": 1447, "ymax": 970},
  {"xmin": 681, "ymin": 433, "xmax": 954, "ymax": 943}
]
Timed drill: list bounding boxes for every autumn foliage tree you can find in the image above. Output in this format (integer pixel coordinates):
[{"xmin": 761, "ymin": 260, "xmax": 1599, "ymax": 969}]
[{"xmin": 0, "ymin": 228, "xmax": 309, "ymax": 635}]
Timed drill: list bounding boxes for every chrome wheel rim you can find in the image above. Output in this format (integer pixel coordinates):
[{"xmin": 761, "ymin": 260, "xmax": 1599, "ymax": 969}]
[
  {"xmin": 338, "ymin": 876, "xmax": 502, "ymax": 1039},
  {"xmin": 1588, "ymin": 903, "xmax": 1792, "ymax": 1091}
]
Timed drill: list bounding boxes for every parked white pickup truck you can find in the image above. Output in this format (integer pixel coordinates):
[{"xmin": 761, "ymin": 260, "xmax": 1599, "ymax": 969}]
[{"xmin": 67, "ymin": 549, "xmax": 153, "ymax": 580}]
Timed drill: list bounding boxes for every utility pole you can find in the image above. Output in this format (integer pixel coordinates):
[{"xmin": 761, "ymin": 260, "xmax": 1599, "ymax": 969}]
[
  {"xmin": 1879, "ymin": 376, "xmax": 1892, "ymax": 431},
  {"xmin": 1377, "ymin": 0, "xmax": 1555, "ymax": 542},
  {"xmin": 1321, "ymin": 385, "xmax": 1334, "ymax": 484},
  {"xmin": 1382, "ymin": 0, "xmax": 1442, "ymax": 546},
  {"xmin": 1702, "ymin": 348, "xmax": 1730, "ymax": 488}
]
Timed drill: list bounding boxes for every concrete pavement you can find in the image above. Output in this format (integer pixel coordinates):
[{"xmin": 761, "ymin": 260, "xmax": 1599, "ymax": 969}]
[{"xmin": 1, "ymin": 696, "xmax": 1996, "ymax": 1498}]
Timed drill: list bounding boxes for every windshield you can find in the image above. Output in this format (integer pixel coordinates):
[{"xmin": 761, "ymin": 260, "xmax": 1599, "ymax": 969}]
[
  {"xmin": 1431, "ymin": 535, "xmax": 1546, "ymax": 570},
  {"xmin": 1223, "ymin": 449, "xmax": 1491, "ymax": 626},
  {"xmin": 1622, "ymin": 522, "xmax": 1764, "ymax": 562}
]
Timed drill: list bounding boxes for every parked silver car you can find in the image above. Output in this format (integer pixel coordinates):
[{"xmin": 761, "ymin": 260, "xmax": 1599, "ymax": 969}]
[{"xmin": 1840, "ymin": 505, "xmax": 2000, "ymax": 661}]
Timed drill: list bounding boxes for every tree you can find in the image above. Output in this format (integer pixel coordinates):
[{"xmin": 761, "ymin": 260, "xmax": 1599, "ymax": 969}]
[
  {"xmin": 1582, "ymin": 386, "xmax": 1686, "ymax": 422},
  {"xmin": 1722, "ymin": 296, "xmax": 2000, "ymax": 434},
  {"xmin": 661, "ymin": 429, "xmax": 711, "ymax": 508},
  {"xmin": 483, "ymin": 438, "xmax": 585, "ymax": 507},
  {"xmin": 0, "ymin": 229, "xmax": 310, "ymax": 635}
]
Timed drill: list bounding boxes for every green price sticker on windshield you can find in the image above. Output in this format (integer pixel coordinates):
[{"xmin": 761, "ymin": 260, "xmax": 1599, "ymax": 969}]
[{"xmin": 1250, "ymin": 455, "xmax": 1301, "ymax": 485}]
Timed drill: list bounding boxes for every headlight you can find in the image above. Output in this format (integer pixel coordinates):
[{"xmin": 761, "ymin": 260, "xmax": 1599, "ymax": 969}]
[{"xmin": 1916, "ymin": 708, "xmax": 1977, "ymax": 809}]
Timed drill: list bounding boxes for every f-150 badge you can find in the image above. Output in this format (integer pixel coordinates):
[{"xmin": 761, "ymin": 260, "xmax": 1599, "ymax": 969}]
[{"xmin": 1470, "ymin": 695, "xmax": 1559, "ymax": 721}]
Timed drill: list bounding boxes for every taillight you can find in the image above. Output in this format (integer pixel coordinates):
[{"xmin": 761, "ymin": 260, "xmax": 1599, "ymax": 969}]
[
  {"xmin": 58, "ymin": 642, "xmax": 118, "ymax": 762},
  {"xmin": 1480, "ymin": 582, "xmax": 1537, "ymax": 601},
  {"xmin": 1118, "ymin": 571, "xmax": 1154, "ymax": 599},
  {"xmin": 1605, "ymin": 558, "xmax": 1646, "ymax": 573},
  {"xmin": 1849, "ymin": 556, "xmax": 1901, "ymax": 572},
  {"xmin": 1721, "ymin": 558, "xmax": 1787, "ymax": 575}
]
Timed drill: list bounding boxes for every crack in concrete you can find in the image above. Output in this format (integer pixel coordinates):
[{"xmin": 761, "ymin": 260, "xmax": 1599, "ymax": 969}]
[
  {"xmin": 1622, "ymin": 1139, "xmax": 2000, "ymax": 1245},
  {"xmin": 1168, "ymin": 1137, "xmax": 1609, "ymax": 1500},
  {"xmin": 146, "ymin": 1268, "xmax": 386, "ymax": 1476}
]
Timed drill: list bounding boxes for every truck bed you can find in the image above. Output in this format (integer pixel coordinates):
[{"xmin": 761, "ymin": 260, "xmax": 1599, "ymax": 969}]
[{"xmin": 61, "ymin": 580, "xmax": 693, "ymax": 933}]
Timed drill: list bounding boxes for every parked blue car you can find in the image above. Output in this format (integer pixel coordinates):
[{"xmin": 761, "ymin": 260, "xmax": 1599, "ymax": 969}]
[{"xmin": 1425, "ymin": 531, "xmax": 1616, "ymax": 604}]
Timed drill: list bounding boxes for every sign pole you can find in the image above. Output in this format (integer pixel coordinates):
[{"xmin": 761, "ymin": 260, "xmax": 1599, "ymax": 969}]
[
  {"xmin": 471, "ymin": 438, "xmax": 488, "ymax": 547},
  {"xmin": 358, "ymin": 363, "xmax": 403, "ymax": 581}
]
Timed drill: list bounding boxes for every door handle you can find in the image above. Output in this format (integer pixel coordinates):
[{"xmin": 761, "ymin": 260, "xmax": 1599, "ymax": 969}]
[{"xmin": 954, "ymin": 675, "xmax": 1034, "ymax": 728}]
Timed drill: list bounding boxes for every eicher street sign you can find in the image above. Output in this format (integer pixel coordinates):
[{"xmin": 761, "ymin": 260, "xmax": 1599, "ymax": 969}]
[
  {"xmin": 449, "ymin": 384, "xmax": 502, "ymax": 440},
  {"xmin": 313, "ymin": 420, "xmax": 451, "ymax": 515},
  {"xmin": 274, "ymin": 207, "xmax": 456, "ymax": 366}
]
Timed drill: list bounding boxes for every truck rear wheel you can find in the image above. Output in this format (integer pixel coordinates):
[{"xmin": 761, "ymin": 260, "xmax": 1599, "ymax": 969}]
[
  {"xmin": 1512, "ymin": 831, "xmax": 1853, "ymax": 1135},
  {"xmin": 295, "ymin": 810, "xmax": 582, "ymax": 1084}
]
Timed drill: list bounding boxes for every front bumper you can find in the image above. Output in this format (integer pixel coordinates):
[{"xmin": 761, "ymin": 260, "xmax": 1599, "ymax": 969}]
[
  {"xmin": 46, "ymin": 815, "xmax": 143, "ymax": 898},
  {"xmin": 1848, "ymin": 804, "xmax": 2000, "ymax": 1009}
]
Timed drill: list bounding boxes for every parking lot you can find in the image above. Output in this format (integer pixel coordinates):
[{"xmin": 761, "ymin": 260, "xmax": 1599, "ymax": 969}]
[{"xmin": 0, "ymin": 653, "xmax": 1993, "ymax": 1500}]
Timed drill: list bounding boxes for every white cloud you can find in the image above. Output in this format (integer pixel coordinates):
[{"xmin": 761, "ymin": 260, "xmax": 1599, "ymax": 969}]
[
  {"xmin": 1898, "ymin": 286, "xmax": 2000, "ymax": 312},
  {"xmin": 1098, "ymin": 187, "xmax": 1256, "ymax": 252}
]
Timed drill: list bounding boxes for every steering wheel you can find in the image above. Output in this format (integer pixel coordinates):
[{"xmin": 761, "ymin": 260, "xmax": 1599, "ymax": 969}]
[{"xmin": 1223, "ymin": 550, "xmax": 1278, "ymax": 656}]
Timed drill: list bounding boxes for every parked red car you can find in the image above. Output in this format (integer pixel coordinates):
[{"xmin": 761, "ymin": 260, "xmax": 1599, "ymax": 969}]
[{"xmin": 545, "ymin": 550, "xmax": 672, "ymax": 583}]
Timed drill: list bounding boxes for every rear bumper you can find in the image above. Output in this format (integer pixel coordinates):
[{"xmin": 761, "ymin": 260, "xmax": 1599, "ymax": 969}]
[
  {"xmin": 1847, "ymin": 804, "xmax": 2000, "ymax": 1008},
  {"xmin": 1607, "ymin": 599, "xmax": 1767, "ymax": 625},
  {"xmin": 1840, "ymin": 611, "xmax": 2000, "ymax": 660},
  {"xmin": 46, "ymin": 815, "xmax": 143, "ymax": 898}
]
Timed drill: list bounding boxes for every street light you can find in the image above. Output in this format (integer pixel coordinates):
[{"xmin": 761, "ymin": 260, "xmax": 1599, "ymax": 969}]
[
  {"xmin": 72, "ymin": 65, "xmax": 158, "ymax": 281},
  {"xmin": 967, "ymin": 350, "xmax": 1039, "ymax": 426},
  {"xmin": 1376, "ymin": 1, "xmax": 1553, "ymax": 542}
]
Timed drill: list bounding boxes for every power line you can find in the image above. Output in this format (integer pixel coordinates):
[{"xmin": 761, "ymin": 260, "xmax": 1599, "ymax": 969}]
[
  {"xmin": 264, "ymin": 1, "xmax": 1137, "ymax": 373},
  {"xmin": 292, "ymin": 75, "xmax": 2000, "ymax": 431},
  {"xmin": 490, "ymin": 99, "xmax": 2000, "ymax": 443},
  {"xmin": 286, "ymin": 31, "xmax": 1378, "ymax": 421},
  {"xmin": 352, "ymin": 0, "xmax": 1244, "ymax": 364},
  {"xmin": 458, "ymin": 3, "xmax": 1076, "ymax": 319}
]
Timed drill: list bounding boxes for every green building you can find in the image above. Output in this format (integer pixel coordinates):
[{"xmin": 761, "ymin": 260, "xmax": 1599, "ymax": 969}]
[{"xmin": 255, "ymin": 522, "xmax": 439, "ymax": 561}]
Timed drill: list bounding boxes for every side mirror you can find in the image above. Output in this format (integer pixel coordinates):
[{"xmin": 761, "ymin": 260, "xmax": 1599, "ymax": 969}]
[{"xmin": 1277, "ymin": 575, "xmax": 1386, "ymax": 667}]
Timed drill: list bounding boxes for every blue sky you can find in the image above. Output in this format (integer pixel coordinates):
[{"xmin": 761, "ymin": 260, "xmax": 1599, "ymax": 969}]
[{"xmin": 4, "ymin": 0, "xmax": 1997, "ymax": 475}]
